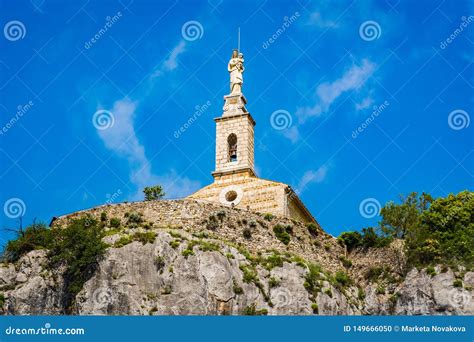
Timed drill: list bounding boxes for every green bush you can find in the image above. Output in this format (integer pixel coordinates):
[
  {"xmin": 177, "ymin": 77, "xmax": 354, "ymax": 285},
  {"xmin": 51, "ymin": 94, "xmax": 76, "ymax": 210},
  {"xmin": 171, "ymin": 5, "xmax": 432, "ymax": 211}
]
[
  {"xmin": 48, "ymin": 216, "xmax": 107, "ymax": 310},
  {"xmin": 311, "ymin": 303, "xmax": 318, "ymax": 314},
  {"xmin": 263, "ymin": 213, "xmax": 274, "ymax": 221},
  {"xmin": 3, "ymin": 223, "xmax": 53, "ymax": 262},
  {"xmin": 357, "ymin": 288, "xmax": 366, "ymax": 301},
  {"xmin": 273, "ymin": 224, "xmax": 291, "ymax": 245},
  {"xmin": 206, "ymin": 215, "xmax": 219, "ymax": 230},
  {"xmin": 426, "ymin": 266, "xmax": 436, "ymax": 277},
  {"xmin": 109, "ymin": 217, "xmax": 121, "ymax": 228},
  {"xmin": 376, "ymin": 285, "xmax": 386, "ymax": 295},
  {"xmin": 239, "ymin": 264, "xmax": 257, "ymax": 283},
  {"xmin": 338, "ymin": 256, "xmax": 352, "ymax": 268},
  {"xmin": 334, "ymin": 271, "xmax": 353, "ymax": 288},
  {"xmin": 233, "ymin": 279, "xmax": 244, "ymax": 294},
  {"xmin": 182, "ymin": 249, "xmax": 194, "ymax": 258},
  {"xmin": 114, "ymin": 235, "xmax": 132, "ymax": 248},
  {"xmin": 133, "ymin": 232, "xmax": 156, "ymax": 245},
  {"xmin": 242, "ymin": 304, "xmax": 267, "ymax": 316},
  {"xmin": 306, "ymin": 223, "xmax": 318, "ymax": 236},
  {"xmin": 243, "ymin": 228, "xmax": 252, "ymax": 239},
  {"xmin": 154, "ymin": 256, "xmax": 165, "ymax": 271},
  {"xmin": 324, "ymin": 288, "xmax": 333, "ymax": 298},
  {"xmin": 269, "ymin": 277, "xmax": 280, "ymax": 288},
  {"xmin": 100, "ymin": 212, "xmax": 107, "ymax": 222},
  {"xmin": 169, "ymin": 240, "xmax": 180, "ymax": 249},
  {"xmin": 127, "ymin": 212, "xmax": 144, "ymax": 226},
  {"xmin": 453, "ymin": 279, "xmax": 463, "ymax": 288}
]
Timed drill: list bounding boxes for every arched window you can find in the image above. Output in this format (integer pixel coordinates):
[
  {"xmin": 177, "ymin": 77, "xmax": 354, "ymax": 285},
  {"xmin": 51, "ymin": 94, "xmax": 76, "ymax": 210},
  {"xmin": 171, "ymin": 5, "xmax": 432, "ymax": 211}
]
[{"xmin": 227, "ymin": 133, "xmax": 237, "ymax": 162}]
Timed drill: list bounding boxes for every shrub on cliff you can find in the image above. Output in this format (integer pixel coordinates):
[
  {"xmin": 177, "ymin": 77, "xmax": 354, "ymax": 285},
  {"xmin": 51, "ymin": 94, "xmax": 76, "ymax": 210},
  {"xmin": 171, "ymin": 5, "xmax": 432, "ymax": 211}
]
[
  {"xmin": 3, "ymin": 223, "xmax": 52, "ymax": 262},
  {"xmin": 48, "ymin": 216, "xmax": 108, "ymax": 306}
]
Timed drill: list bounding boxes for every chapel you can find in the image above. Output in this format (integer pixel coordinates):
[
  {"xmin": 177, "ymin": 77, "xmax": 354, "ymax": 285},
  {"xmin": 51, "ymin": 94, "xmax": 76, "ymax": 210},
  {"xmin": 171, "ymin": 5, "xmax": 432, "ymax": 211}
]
[{"xmin": 187, "ymin": 49, "xmax": 317, "ymax": 224}]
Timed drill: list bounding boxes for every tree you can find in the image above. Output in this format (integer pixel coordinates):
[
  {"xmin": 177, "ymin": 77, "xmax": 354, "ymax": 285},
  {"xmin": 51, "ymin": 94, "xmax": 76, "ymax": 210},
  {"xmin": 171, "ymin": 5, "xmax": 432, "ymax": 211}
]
[
  {"xmin": 380, "ymin": 192, "xmax": 433, "ymax": 239},
  {"xmin": 143, "ymin": 185, "xmax": 165, "ymax": 201}
]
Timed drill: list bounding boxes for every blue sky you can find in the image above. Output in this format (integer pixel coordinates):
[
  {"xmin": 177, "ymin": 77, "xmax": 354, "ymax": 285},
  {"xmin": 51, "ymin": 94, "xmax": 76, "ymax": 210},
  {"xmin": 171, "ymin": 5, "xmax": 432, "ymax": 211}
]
[{"xmin": 0, "ymin": 0, "xmax": 473, "ymax": 243}]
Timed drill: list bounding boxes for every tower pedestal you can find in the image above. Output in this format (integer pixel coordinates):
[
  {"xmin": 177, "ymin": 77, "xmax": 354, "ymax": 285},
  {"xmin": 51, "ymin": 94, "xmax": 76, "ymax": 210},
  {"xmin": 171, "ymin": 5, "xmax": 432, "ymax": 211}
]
[{"xmin": 223, "ymin": 93, "xmax": 248, "ymax": 116}]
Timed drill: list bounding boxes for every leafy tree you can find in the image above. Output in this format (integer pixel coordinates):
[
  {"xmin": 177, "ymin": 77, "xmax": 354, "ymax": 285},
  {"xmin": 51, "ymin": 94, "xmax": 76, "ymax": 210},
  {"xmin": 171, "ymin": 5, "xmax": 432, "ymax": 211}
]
[
  {"xmin": 407, "ymin": 190, "xmax": 473, "ymax": 267},
  {"xmin": 143, "ymin": 185, "xmax": 166, "ymax": 201},
  {"xmin": 380, "ymin": 192, "xmax": 432, "ymax": 239}
]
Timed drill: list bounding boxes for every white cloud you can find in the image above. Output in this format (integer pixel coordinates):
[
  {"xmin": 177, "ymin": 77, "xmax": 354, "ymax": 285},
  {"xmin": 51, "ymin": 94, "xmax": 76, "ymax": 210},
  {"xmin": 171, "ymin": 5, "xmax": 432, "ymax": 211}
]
[
  {"xmin": 152, "ymin": 40, "xmax": 187, "ymax": 78},
  {"xmin": 307, "ymin": 11, "xmax": 339, "ymax": 29},
  {"xmin": 97, "ymin": 98, "xmax": 200, "ymax": 200},
  {"xmin": 297, "ymin": 59, "xmax": 376, "ymax": 122},
  {"xmin": 296, "ymin": 165, "xmax": 328, "ymax": 194},
  {"xmin": 281, "ymin": 126, "xmax": 300, "ymax": 143},
  {"xmin": 355, "ymin": 96, "xmax": 374, "ymax": 111}
]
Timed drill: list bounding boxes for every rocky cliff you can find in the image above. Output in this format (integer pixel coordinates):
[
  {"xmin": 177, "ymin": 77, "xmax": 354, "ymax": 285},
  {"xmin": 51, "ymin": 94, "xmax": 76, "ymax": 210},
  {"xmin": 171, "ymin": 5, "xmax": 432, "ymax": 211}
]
[{"xmin": 1, "ymin": 199, "xmax": 472, "ymax": 315}]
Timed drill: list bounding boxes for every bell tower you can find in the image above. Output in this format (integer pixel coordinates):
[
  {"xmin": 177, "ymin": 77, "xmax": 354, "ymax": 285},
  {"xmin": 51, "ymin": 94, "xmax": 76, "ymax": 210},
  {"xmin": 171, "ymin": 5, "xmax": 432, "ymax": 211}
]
[{"xmin": 212, "ymin": 49, "xmax": 256, "ymax": 178}]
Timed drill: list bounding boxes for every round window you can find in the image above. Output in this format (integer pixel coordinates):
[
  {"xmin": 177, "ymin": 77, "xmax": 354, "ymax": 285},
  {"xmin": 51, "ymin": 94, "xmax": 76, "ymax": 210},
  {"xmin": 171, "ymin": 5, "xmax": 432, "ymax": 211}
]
[
  {"xmin": 219, "ymin": 185, "xmax": 243, "ymax": 206},
  {"xmin": 225, "ymin": 190, "xmax": 238, "ymax": 202}
]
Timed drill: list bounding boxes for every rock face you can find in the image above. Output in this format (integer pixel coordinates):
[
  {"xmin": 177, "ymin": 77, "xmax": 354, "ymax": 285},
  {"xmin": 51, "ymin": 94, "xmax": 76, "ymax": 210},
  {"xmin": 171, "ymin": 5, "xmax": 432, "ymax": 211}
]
[{"xmin": 0, "ymin": 199, "xmax": 472, "ymax": 315}]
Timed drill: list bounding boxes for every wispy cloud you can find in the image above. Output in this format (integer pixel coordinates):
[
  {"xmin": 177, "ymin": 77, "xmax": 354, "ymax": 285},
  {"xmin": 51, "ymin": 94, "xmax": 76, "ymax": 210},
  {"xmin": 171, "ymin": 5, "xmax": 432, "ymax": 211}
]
[
  {"xmin": 97, "ymin": 91, "xmax": 199, "ymax": 199},
  {"xmin": 152, "ymin": 40, "xmax": 187, "ymax": 78},
  {"xmin": 307, "ymin": 11, "xmax": 339, "ymax": 29},
  {"xmin": 297, "ymin": 59, "xmax": 376, "ymax": 122},
  {"xmin": 296, "ymin": 165, "xmax": 329, "ymax": 194},
  {"xmin": 355, "ymin": 96, "xmax": 374, "ymax": 111}
]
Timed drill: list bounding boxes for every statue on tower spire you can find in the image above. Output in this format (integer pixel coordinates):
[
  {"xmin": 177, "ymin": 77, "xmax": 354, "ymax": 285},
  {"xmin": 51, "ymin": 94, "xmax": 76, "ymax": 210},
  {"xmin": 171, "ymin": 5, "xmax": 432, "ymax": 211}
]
[{"xmin": 228, "ymin": 49, "xmax": 244, "ymax": 95}]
